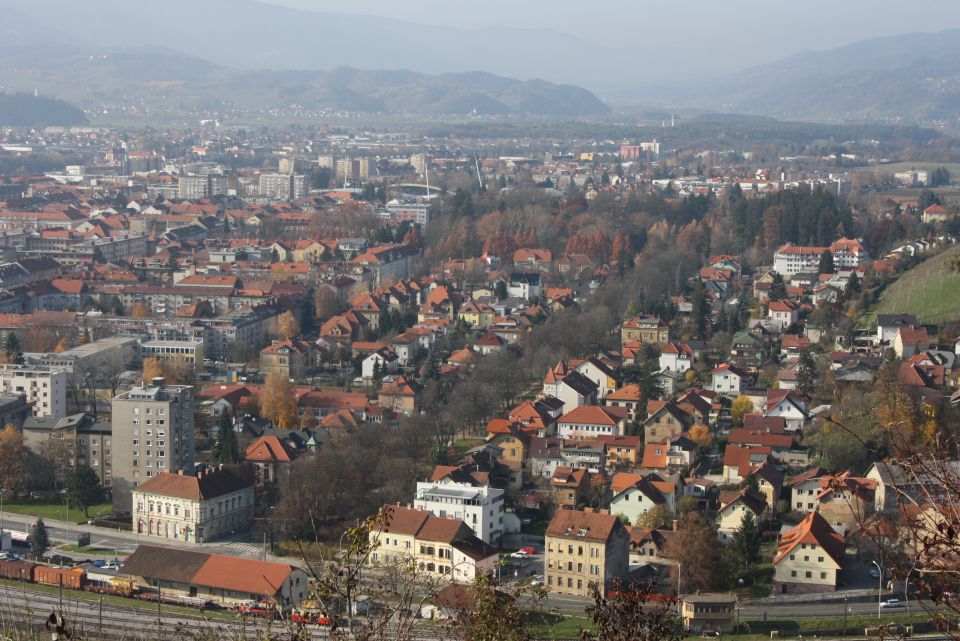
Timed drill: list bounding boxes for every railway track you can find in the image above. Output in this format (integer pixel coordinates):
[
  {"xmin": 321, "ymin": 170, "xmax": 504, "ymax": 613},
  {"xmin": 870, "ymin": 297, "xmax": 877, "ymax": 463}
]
[
  {"xmin": 0, "ymin": 584, "xmax": 459, "ymax": 641},
  {"xmin": 0, "ymin": 583, "xmax": 287, "ymax": 640}
]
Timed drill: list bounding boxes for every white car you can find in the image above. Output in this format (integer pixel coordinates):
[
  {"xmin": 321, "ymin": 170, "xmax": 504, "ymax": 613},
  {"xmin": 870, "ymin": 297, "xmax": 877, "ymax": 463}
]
[
  {"xmin": 881, "ymin": 599, "xmax": 902, "ymax": 609},
  {"xmin": 510, "ymin": 550, "xmax": 531, "ymax": 559}
]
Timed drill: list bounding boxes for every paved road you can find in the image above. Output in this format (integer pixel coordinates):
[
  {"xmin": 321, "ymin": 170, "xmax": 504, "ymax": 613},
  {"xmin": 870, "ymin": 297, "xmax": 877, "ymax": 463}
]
[{"xmin": 0, "ymin": 511, "xmax": 279, "ymax": 561}]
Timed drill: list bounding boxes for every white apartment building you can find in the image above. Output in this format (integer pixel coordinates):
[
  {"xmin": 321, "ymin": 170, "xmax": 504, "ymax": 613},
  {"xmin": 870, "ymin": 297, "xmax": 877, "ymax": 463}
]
[
  {"xmin": 413, "ymin": 481, "xmax": 505, "ymax": 545},
  {"xmin": 772, "ymin": 239, "xmax": 868, "ymax": 277},
  {"xmin": 259, "ymin": 173, "xmax": 307, "ymax": 201},
  {"xmin": 0, "ymin": 364, "xmax": 68, "ymax": 417}
]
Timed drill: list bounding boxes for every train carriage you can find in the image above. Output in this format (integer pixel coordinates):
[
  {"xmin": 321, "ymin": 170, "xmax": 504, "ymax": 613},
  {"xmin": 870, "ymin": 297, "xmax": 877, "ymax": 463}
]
[{"xmin": 0, "ymin": 559, "xmax": 37, "ymax": 581}]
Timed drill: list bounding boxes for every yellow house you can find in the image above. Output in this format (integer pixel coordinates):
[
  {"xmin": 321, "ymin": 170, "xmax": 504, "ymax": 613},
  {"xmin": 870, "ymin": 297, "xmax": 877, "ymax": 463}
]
[
  {"xmin": 545, "ymin": 508, "xmax": 629, "ymax": 598},
  {"xmin": 621, "ymin": 316, "xmax": 669, "ymax": 346},
  {"xmin": 773, "ymin": 511, "xmax": 845, "ymax": 593},
  {"xmin": 291, "ymin": 240, "xmax": 332, "ymax": 263},
  {"xmin": 486, "ymin": 424, "xmax": 530, "ymax": 466},
  {"xmin": 458, "ymin": 300, "xmax": 495, "ymax": 329}
]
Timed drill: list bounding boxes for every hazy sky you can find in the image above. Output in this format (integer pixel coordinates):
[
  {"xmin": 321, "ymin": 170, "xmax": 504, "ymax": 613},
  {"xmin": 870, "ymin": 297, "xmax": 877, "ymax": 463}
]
[{"xmin": 264, "ymin": 0, "xmax": 960, "ymax": 70}]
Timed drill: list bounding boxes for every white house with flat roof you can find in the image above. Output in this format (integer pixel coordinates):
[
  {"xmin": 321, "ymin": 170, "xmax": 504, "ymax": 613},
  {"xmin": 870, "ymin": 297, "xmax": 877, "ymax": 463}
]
[{"xmin": 413, "ymin": 481, "xmax": 505, "ymax": 545}]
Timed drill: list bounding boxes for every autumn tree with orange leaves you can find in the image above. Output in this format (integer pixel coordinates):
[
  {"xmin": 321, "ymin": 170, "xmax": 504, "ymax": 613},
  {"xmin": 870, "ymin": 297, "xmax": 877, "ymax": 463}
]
[{"xmin": 261, "ymin": 372, "xmax": 298, "ymax": 429}]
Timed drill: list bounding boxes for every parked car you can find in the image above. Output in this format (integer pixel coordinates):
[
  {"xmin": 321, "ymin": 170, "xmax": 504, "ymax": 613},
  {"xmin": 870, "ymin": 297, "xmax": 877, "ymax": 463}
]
[
  {"xmin": 881, "ymin": 598, "xmax": 902, "ymax": 609},
  {"xmin": 530, "ymin": 575, "xmax": 544, "ymax": 586},
  {"xmin": 517, "ymin": 546, "xmax": 536, "ymax": 555},
  {"xmin": 510, "ymin": 550, "xmax": 531, "ymax": 559}
]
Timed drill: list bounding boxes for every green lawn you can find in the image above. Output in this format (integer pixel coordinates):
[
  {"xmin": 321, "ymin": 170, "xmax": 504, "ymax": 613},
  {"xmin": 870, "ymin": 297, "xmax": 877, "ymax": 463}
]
[
  {"xmin": 57, "ymin": 544, "xmax": 119, "ymax": 555},
  {"xmin": 2, "ymin": 501, "xmax": 112, "ymax": 525},
  {"xmin": 855, "ymin": 161, "xmax": 960, "ymax": 175},
  {"xmin": 536, "ymin": 613, "xmax": 593, "ymax": 638},
  {"xmin": 451, "ymin": 437, "xmax": 485, "ymax": 453},
  {"xmin": 877, "ymin": 244, "xmax": 960, "ymax": 325}
]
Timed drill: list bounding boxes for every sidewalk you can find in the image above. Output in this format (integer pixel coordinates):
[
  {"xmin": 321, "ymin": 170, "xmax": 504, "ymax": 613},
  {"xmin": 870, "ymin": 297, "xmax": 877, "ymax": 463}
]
[{"xmin": 753, "ymin": 587, "xmax": 887, "ymax": 605}]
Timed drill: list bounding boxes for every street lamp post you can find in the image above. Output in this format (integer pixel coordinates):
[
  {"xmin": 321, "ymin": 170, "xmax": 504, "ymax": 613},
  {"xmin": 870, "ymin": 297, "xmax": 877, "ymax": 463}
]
[
  {"xmin": 872, "ymin": 560, "xmax": 882, "ymax": 619},
  {"xmin": 843, "ymin": 596, "xmax": 848, "ymax": 635},
  {"xmin": 677, "ymin": 561, "xmax": 682, "ymax": 601}
]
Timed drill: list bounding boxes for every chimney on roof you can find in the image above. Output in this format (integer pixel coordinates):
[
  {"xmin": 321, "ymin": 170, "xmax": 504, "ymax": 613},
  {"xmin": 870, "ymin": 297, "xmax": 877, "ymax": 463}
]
[
  {"xmin": 178, "ymin": 469, "xmax": 184, "ymax": 475},
  {"xmin": 672, "ymin": 519, "xmax": 679, "ymax": 531}
]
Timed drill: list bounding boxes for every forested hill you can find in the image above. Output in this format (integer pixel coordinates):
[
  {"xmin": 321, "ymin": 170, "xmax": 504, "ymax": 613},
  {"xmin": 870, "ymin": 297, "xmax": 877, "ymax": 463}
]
[{"xmin": 0, "ymin": 93, "xmax": 87, "ymax": 126}]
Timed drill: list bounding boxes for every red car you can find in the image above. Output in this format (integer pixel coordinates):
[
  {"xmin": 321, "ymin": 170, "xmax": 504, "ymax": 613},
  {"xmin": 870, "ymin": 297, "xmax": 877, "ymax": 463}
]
[
  {"xmin": 518, "ymin": 547, "xmax": 536, "ymax": 555},
  {"xmin": 238, "ymin": 602, "xmax": 276, "ymax": 618}
]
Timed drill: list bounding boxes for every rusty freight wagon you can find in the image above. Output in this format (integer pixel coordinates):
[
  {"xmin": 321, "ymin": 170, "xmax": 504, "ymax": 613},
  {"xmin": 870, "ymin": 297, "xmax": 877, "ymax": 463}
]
[
  {"xmin": 33, "ymin": 566, "xmax": 85, "ymax": 590},
  {"xmin": 0, "ymin": 560, "xmax": 37, "ymax": 581}
]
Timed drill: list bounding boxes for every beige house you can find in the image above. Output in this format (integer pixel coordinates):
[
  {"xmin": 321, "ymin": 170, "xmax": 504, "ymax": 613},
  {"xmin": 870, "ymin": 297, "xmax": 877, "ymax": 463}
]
[
  {"xmin": 716, "ymin": 488, "xmax": 767, "ymax": 543},
  {"xmin": 369, "ymin": 506, "xmax": 498, "ymax": 584},
  {"xmin": 773, "ymin": 511, "xmax": 845, "ymax": 593},
  {"xmin": 260, "ymin": 338, "xmax": 314, "ymax": 382},
  {"xmin": 681, "ymin": 593, "xmax": 737, "ymax": 633},
  {"xmin": 132, "ymin": 467, "xmax": 255, "ymax": 543},
  {"xmin": 545, "ymin": 508, "xmax": 629, "ymax": 598}
]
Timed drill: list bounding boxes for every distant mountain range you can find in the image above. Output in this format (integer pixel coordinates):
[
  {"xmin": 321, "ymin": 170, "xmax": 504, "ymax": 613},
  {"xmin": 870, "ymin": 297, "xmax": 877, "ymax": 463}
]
[
  {"xmin": 665, "ymin": 29, "xmax": 960, "ymax": 123},
  {"xmin": 0, "ymin": 0, "xmax": 611, "ymax": 118},
  {"xmin": 0, "ymin": 1, "xmax": 610, "ymax": 119},
  {"xmin": 0, "ymin": 0, "xmax": 958, "ymax": 125}
]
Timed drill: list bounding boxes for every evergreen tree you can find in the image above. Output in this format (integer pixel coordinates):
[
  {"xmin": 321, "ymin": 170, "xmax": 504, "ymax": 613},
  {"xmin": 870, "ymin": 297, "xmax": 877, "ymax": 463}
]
[
  {"xmin": 494, "ymin": 280, "xmax": 508, "ymax": 301},
  {"xmin": 212, "ymin": 413, "xmax": 238, "ymax": 464},
  {"xmin": 768, "ymin": 273, "xmax": 787, "ymax": 301},
  {"xmin": 29, "ymin": 518, "xmax": 50, "ymax": 558},
  {"xmin": 730, "ymin": 511, "xmax": 762, "ymax": 574},
  {"xmin": 818, "ymin": 250, "xmax": 835, "ymax": 275},
  {"xmin": 4, "ymin": 333, "xmax": 22, "ymax": 363},
  {"xmin": 67, "ymin": 466, "xmax": 104, "ymax": 518},
  {"xmin": 796, "ymin": 350, "xmax": 818, "ymax": 396},
  {"xmin": 844, "ymin": 272, "xmax": 861, "ymax": 301},
  {"xmin": 691, "ymin": 279, "xmax": 710, "ymax": 340},
  {"xmin": 918, "ymin": 189, "xmax": 940, "ymax": 210}
]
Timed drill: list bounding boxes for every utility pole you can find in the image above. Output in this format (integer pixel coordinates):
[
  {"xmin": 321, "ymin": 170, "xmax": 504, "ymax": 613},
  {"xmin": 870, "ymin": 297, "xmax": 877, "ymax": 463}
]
[
  {"xmin": 872, "ymin": 560, "xmax": 882, "ymax": 619},
  {"xmin": 157, "ymin": 586, "xmax": 162, "ymax": 641}
]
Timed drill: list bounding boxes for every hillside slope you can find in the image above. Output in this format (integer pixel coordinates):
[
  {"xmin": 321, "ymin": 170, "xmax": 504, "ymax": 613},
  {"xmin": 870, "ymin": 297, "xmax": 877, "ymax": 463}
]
[
  {"xmin": 685, "ymin": 29, "xmax": 960, "ymax": 123},
  {"xmin": 0, "ymin": 93, "xmax": 87, "ymax": 126},
  {"xmin": 878, "ymin": 245, "xmax": 960, "ymax": 325}
]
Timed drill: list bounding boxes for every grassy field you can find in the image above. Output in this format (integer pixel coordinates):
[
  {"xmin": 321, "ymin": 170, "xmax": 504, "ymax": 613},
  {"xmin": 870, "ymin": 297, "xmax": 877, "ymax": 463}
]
[
  {"xmin": 877, "ymin": 244, "xmax": 960, "ymax": 325},
  {"xmin": 2, "ymin": 501, "xmax": 112, "ymax": 525},
  {"xmin": 856, "ymin": 161, "xmax": 960, "ymax": 175},
  {"xmin": 533, "ymin": 610, "xmax": 933, "ymax": 640}
]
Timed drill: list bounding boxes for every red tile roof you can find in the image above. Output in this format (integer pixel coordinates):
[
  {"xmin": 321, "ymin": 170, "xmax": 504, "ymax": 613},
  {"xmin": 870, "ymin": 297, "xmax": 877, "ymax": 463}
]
[{"xmin": 773, "ymin": 511, "xmax": 845, "ymax": 566}]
